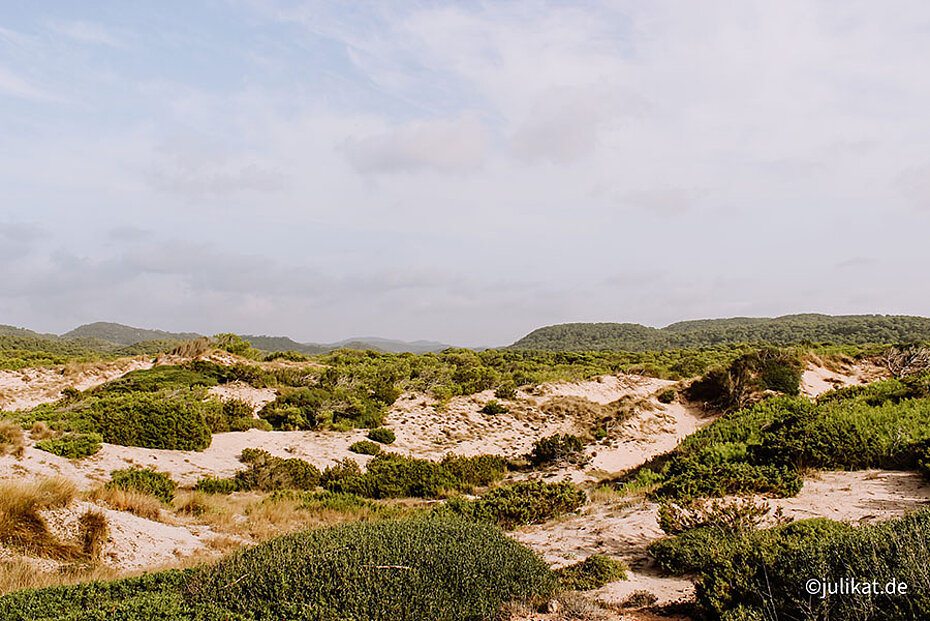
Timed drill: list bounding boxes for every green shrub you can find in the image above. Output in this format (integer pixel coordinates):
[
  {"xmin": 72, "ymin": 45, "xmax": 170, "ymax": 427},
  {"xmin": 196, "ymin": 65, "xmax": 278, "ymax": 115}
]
[
  {"xmin": 90, "ymin": 393, "xmax": 212, "ymax": 451},
  {"xmin": 34, "ymin": 433, "xmax": 102, "ymax": 458},
  {"xmin": 556, "ymin": 555, "xmax": 628, "ymax": 590},
  {"xmin": 321, "ymin": 457, "xmax": 363, "ymax": 488},
  {"xmin": 228, "ymin": 416, "xmax": 272, "ymax": 431},
  {"xmin": 194, "ymin": 476, "xmax": 239, "ymax": 495},
  {"xmin": 657, "ymin": 389, "xmax": 677, "ymax": 404},
  {"xmin": 328, "ymin": 453, "xmax": 457, "ymax": 499},
  {"xmin": 530, "ymin": 434, "xmax": 584, "ymax": 466},
  {"xmin": 494, "ymin": 381, "xmax": 518, "ymax": 399},
  {"xmin": 367, "ymin": 427, "xmax": 396, "ymax": 444},
  {"xmin": 480, "ymin": 399, "xmax": 509, "ymax": 415},
  {"xmin": 233, "ymin": 449, "xmax": 322, "ymax": 491},
  {"xmin": 439, "ymin": 480, "xmax": 586, "ymax": 529},
  {"xmin": 440, "ymin": 454, "xmax": 508, "ymax": 489},
  {"xmin": 349, "ymin": 440, "xmax": 382, "ymax": 455},
  {"xmin": 107, "ymin": 467, "xmax": 177, "ymax": 504},
  {"xmin": 186, "ymin": 517, "xmax": 556, "ymax": 621}
]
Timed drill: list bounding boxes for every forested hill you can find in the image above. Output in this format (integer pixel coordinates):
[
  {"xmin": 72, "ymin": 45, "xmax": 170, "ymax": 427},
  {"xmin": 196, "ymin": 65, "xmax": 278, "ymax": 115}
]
[{"xmin": 509, "ymin": 314, "xmax": 930, "ymax": 351}]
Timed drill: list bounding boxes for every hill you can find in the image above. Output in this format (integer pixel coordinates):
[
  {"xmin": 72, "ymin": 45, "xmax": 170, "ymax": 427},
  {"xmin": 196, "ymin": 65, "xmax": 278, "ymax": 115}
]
[
  {"xmin": 241, "ymin": 335, "xmax": 329, "ymax": 355},
  {"xmin": 61, "ymin": 322, "xmax": 202, "ymax": 346},
  {"xmin": 510, "ymin": 314, "xmax": 930, "ymax": 351}
]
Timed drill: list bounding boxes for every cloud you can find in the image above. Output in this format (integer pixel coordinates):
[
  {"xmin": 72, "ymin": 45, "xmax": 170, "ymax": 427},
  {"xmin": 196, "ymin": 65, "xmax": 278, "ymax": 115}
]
[
  {"xmin": 344, "ymin": 114, "xmax": 490, "ymax": 174},
  {"xmin": 0, "ymin": 65, "xmax": 47, "ymax": 100},
  {"xmin": 49, "ymin": 20, "xmax": 124, "ymax": 48}
]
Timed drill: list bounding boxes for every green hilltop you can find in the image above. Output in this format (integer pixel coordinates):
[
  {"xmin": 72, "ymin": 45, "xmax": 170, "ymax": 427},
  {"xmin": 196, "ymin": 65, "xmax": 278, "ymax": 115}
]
[{"xmin": 509, "ymin": 314, "xmax": 930, "ymax": 351}]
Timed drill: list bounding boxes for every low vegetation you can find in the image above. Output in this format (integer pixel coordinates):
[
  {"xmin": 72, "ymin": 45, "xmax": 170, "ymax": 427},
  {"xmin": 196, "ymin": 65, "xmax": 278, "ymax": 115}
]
[
  {"xmin": 0, "ymin": 517, "xmax": 557, "ymax": 621},
  {"xmin": 438, "ymin": 480, "xmax": 586, "ymax": 529},
  {"xmin": 106, "ymin": 467, "xmax": 177, "ymax": 504},
  {"xmin": 34, "ymin": 433, "xmax": 102, "ymax": 458},
  {"xmin": 556, "ymin": 555, "xmax": 628, "ymax": 590},
  {"xmin": 0, "ymin": 420, "xmax": 24, "ymax": 459},
  {"xmin": 349, "ymin": 439, "xmax": 382, "ymax": 455},
  {"xmin": 367, "ymin": 427, "xmax": 396, "ymax": 444}
]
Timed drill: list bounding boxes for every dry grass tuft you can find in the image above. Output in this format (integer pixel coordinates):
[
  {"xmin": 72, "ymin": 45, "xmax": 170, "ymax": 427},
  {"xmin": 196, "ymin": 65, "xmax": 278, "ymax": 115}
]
[
  {"xmin": 86, "ymin": 486, "xmax": 162, "ymax": 521},
  {"xmin": 0, "ymin": 478, "xmax": 80, "ymax": 560},
  {"xmin": 29, "ymin": 421, "xmax": 57, "ymax": 441},
  {"xmin": 78, "ymin": 510, "xmax": 108, "ymax": 561},
  {"xmin": 0, "ymin": 420, "xmax": 25, "ymax": 459}
]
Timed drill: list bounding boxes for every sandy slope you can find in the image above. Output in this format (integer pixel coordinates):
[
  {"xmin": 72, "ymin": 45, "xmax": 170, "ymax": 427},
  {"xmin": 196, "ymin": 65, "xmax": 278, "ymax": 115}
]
[
  {"xmin": 800, "ymin": 360, "xmax": 887, "ymax": 398},
  {"xmin": 0, "ymin": 357, "xmax": 156, "ymax": 412}
]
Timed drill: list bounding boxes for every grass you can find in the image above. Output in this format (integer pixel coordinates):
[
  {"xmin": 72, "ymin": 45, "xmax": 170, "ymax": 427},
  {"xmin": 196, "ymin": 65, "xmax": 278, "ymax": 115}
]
[
  {"xmin": 87, "ymin": 486, "xmax": 163, "ymax": 521},
  {"xmin": 0, "ymin": 420, "xmax": 24, "ymax": 459},
  {"xmin": 0, "ymin": 478, "xmax": 80, "ymax": 561}
]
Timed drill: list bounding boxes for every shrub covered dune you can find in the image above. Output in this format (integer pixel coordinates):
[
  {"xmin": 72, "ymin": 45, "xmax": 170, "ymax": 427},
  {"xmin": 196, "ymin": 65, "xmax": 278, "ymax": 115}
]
[{"xmin": 0, "ymin": 517, "xmax": 556, "ymax": 621}]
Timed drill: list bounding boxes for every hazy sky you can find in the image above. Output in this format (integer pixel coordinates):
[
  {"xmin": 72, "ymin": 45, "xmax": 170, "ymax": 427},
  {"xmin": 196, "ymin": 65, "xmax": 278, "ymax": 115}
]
[{"xmin": 2, "ymin": 1, "xmax": 929, "ymax": 345}]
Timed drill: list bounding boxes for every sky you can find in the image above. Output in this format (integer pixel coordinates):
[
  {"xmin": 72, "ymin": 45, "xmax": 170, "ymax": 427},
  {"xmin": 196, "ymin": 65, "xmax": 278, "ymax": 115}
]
[{"xmin": 1, "ymin": 1, "xmax": 930, "ymax": 346}]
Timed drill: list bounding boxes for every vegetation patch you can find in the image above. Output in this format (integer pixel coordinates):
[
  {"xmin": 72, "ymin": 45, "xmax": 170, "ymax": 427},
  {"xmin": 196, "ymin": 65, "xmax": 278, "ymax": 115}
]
[
  {"xmin": 556, "ymin": 555, "xmax": 628, "ymax": 590},
  {"xmin": 367, "ymin": 427, "xmax": 396, "ymax": 444},
  {"xmin": 480, "ymin": 399, "xmax": 509, "ymax": 415},
  {"xmin": 530, "ymin": 434, "xmax": 585, "ymax": 466},
  {"xmin": 438, "ymin": 480, "xmax": 586, "ymax": 529},
  {"xmin": 349, "ymin": 440, "xmax": 382, "ymax": 455},
  {"xmin": 0, "ymin": 420, "xmax": 25, "ymax": 459},
  {"xmin": 106, "ymin": 467, "xmax": 177, "ymax": 504},
  {"xmin": 0, "ymin": 517, "xmax": 556, "ymax": 621},
  {"xmin": 34, "ymin": 433, "xmax": 102, "ymax": 459}
]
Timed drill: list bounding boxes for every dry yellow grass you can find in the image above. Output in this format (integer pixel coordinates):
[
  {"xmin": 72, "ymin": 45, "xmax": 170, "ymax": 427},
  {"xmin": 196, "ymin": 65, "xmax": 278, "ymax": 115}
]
[
  {"xmin": 0, "ymin": 478, "xmax": 80, "ymax": 560},
  {"xmin": 0, "ymin": 420, "xmax": 25, "ymax": 459},
  {"xmin": 28, "ymin": 422, "xmax": 57, "ymax": 441},
  {"xmin": 86, "ymin": 486, "xmax": 162, "ymax": 521}
]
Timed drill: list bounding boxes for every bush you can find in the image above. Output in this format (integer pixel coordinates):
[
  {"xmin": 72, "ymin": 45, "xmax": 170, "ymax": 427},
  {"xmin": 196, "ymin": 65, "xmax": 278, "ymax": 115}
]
[
  {"xmin": 91, "ymin": 393, "xmax": 212, "ymax": 451},
  {"xmin": 494, "ymin": 381, "xmax": 518, "ymax": 399},
  {"xmin": 34, "ymin": 433, "xmax": 102, "ymax": 458},
  {"xmin": 480, "ymin": 399, "xmax": 509, "ymax": 415},
  {"xmin": 439, "ymin": 480, "xmax": 586, "ymax": 530},
  {"xmin": 440, "ymin": 454, "xmax": 508, "ymax": 489},
  {"xmin": 328, "ymin": 453, "xmax": 457, "ymax": 499},
  {"xmin": 367, "ymin": 427, "xmax": 396, "ymax": 444},
  {"xmin": 556, "ymin": 555, "xmax": 628, "ymax": 590},
  {"xmin": 233, "ymin": 449, "xmax": 322, "ymax": 491},
  {"xmin": 107, "ymin": 468, "xmax": 177, "ymax": 504},
  {"xmin": 657, "ymin": 389, "xmax": 677, "ymax": 404},
  {"xmin": 228, "ymin": 416, "xmax": 272, "ymax": 431},
  {"xmin": 349, "ymin": 440, "xmax": 381, "ymax": 455},
  {"xmin": 530, "ymin": 434, "xmax": 584, "ymax": 466},
  {"xmin": 194, "ymin": 476, "xmax": 239, "ymax": 495}
]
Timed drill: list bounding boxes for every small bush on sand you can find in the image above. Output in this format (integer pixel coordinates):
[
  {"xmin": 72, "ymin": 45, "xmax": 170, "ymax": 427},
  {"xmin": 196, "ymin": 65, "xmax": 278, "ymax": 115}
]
[
  {"xmin": 35, "ymin": 433, "xmax": 102, "ymax": 459},
  {"xmin": 87, "ymin": 486, "xmax": 162, "ymax": 521},
  {"xmin": 0, "ymin": 478, "xmax": 80, "ymax": 560},
  {"xmin": 349, "ymin": 440, "xmax": 381, "ymax": 455},
  {"xmin": 439, "ymin": 480, "xmax": 586, "ymax": 530},
  {"xmin": 480, "ymin": 399, "xmax": 509, "ymax": 415},
  {"xmin": 556, "ymin": 555, "xmax": 628, "ymax": 590},
  {"xmin": 234, "ymin": 449, "xmax": 322, "ymax": 491},
  {"xmin": 194, "ymin": 476, "xmax": 240, "ymax": 495},
  {"xmin": 106, "ymin": 468, "xmax": 177, "ymax": 504},
  {"xmin": 367, "ymin": 427, "xmax": 396, "ymax": 444},
  {"xmin": 657, "ymin": 389, "xmax": 677, "ymax": 404},
  {"xmin": 530, "ymin": 434, "xmax": 584, "ymax": 466},
  {"xmin": 440, "ymin": 454, "xmax": 507, "ymax": 489}
]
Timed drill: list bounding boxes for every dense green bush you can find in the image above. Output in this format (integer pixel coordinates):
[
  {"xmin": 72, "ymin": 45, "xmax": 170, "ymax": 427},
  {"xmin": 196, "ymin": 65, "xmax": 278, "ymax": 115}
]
[
  {"xmin": 0, "ymin": 518, "xmax": 556, "ymax": 621},
  {"xmin": 684, "ymin": 349, "xmax": 802, "ymax": 411},
  {"xmin": 194, "ymin": 476, "xmax": 239, "ymax": 495},
  {"xmin": 494, "ymin": 381, "xmax": 518, "ymax": 399},
  {"xmin": 92, "ymin": 393, "xmax": 213, "ymax": 451},
  {"xmin": 367, "ymin": 427, "xmax": 396, "ymax": 444},
  {"xmin": 439, "ymin": 454, "xmax": 508, "ymax": 488},
  {"xmin": 556, "ymin": 555, "xmax": 628, "ymax": 590},
  {"xmin": 107, "ymin": 467, "xmax": 177, "ymax": 504},
  {"xmin": 652, "ymin": 511, "xmax": 930, "ymax": 620},
  {"xmin": 327, "ymin": 453, "xmax": 457, "ymax": 499},
  {"xmin": 232, "ymin": 448, "xmax": 322, "ymax": 491},
  {"xmin": 97, "ymin": 366, "xmax": 217, "ymax": 393},
  {"xmin": 657, "ymin": 388, "xmax": 677, "ymax": 404},
  {"xmin": 480, "ymin": 399, "xmax": 509, "ymax": 415},
  {"xmin": 349, "ymin": 440, "xmax": 382, "ymax": 455},
  {"xmin": 530, "ymin": 434, "xmax": 584, "ymax": 466},
  {"xmin": 34, "ymin": 432, "xmax": 102, "ymax": 458},
  {"xmin": 438, "ymin": 480, "xmax": 586, "ymax": 529}
]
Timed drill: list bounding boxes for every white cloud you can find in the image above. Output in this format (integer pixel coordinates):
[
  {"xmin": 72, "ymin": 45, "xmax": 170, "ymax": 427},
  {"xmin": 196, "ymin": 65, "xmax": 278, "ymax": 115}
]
[
  {"xmin": 49, "ymin": 20, "xmax": 123, "ymax": 47},
  {"xmin": 344, "ymin": 114, "xmax": 490, "ymax": 174},
  {"xmin": 0, "ymin": 64, "xmax": 47, "ymax": 100}
]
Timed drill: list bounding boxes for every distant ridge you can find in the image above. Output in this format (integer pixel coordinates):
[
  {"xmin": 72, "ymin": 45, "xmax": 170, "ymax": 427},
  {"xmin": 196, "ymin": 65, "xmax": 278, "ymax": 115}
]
[
  {"xmin": 62, "ymin": 322, "xmax": 203, "ymax": 346},
  {"xmin": 509, "ymin": 314, "xmax": 930, "ymax": 351}
]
